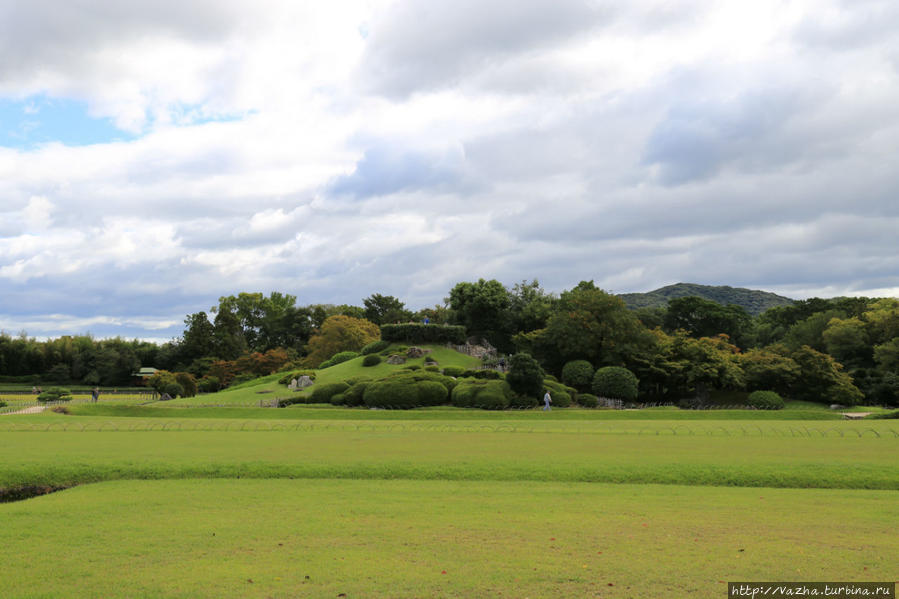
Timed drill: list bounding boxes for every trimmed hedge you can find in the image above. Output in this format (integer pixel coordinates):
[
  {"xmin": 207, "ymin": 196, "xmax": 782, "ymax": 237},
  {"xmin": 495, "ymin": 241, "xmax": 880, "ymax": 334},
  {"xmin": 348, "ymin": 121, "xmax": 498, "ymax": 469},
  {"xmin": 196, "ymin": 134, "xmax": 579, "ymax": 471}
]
[
  {"xmin": 362, "ymin": 354, "xmax": 382, "ymax": 367},
  {"xmin": 561, "ymin": 360, "xmax": 594, "ymax": 390},
  {"xmin": 362, "ymin": 371, "xmax": 456, "ymax": 409},
  {"xmin": 361, "ymin": 340, "xmax": 390, "ymax": 355},
  {"xmin": 592, "ymin": 366, "xmax": 639, "ymax": 401},
  {"xmin": 310, "ymin": 382, "xmax": 350, "ymax": 403},
  {"xmin": 462, "ymin": 369, "xmax": 502, "ymax": 379},
  {"xmin": 37, "ymin": 387, "xmax": 72, "ymax": 403},
  {"xmin": 507, "ymin": 353, "xmax": 545, "ymax": 398},
  {"xmin": 748, "ymin": 390, "xmax": 785, "ymax": 410},
  {"xmin": 380, "ymin": 323, "xmax": 466, "ymax": 344},
  {"xmin": 443, "ymin": 366, "xmax": 466, "ymax": 377},
  {"xmin": 451, "ymin": 379, "xmax": 513, "ymax": 410},
  {"xmin": 342, "ymin": 381, "xmax": 370, "ymax": 407}
]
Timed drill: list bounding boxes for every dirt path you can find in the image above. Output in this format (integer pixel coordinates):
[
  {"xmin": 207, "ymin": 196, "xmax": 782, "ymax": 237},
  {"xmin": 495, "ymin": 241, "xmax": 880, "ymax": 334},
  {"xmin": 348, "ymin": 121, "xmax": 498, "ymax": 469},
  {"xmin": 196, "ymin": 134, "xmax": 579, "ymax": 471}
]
[{"xmin": 1, "ymin": 405, "xmax": 46, "ymax": 416}]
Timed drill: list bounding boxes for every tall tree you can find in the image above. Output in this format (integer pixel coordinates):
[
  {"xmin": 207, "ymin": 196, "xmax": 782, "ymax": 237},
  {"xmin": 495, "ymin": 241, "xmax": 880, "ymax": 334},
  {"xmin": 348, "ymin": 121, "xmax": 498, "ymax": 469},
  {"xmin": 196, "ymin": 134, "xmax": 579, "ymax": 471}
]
[{"xmin": 363, "ymin": 294, "xmax": 411, "ymax": 325}]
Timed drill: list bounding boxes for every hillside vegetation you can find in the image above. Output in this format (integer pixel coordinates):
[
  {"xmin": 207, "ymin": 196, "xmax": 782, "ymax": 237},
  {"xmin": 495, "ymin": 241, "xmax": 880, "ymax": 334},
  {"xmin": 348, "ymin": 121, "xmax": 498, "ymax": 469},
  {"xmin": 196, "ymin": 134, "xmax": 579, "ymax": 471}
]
[{"xmin": 619, "ymin": 282, "xmax": 795, "ymax": 315}]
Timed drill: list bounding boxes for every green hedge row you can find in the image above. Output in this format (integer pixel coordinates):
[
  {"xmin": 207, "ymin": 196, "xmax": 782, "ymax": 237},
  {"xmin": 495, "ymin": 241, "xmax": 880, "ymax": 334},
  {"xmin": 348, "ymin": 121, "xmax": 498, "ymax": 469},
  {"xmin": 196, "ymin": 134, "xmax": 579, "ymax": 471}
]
[{"xmin": 380, "ymin": 323, "xmax": 467, "ymax": 345}]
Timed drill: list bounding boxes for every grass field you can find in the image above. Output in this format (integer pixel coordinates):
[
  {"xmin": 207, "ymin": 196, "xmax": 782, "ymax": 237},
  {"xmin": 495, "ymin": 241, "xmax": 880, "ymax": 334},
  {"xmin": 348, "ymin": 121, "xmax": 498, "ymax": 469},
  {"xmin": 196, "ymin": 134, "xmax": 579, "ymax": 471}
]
[
  {"xmin": 1, "ymin": 479, "xmax": 896, "ymax": 598},
  {"xmin": 2, "ymin": 400, "xmax": 896, "ymax": 597}
]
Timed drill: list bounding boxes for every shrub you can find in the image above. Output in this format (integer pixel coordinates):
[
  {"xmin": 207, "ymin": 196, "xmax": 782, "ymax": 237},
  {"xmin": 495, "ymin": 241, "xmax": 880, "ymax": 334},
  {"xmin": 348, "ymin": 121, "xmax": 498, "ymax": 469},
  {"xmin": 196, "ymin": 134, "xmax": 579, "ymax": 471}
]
[
  {"xmin": 542, "ymin": 380, "xmax": 573, "ymax": 407},
  {"xmin": 319, "ymin": 351, "xmax": 360, "ymax": 369},
  {"xmin": 424, "ymin": 355, "xmax": 438, "ymax": 364},
  {"xmin": 451, "ymin": 379, "xmax": 513, "ymax": 410},
  {"xmin": 37, "ymin": 387, "xmax": 73, "ymax": 403},
  {"xmin": 424, "ymin": 365, "xmax": 440, "ymax": 372},
  {"xmin": 361, "ymin": 340, "xmax": 390, "ymax": 355},
  {"xmin": 417, "ymin": 380, "xmax": 449, "ymax": 406},
  {"xmin": 748, "ymin": 390, "xmax": 785, "ymax": 410},
  {"xmin": 174, "ymin": 372, "xmax": 198, "ymax": 398},
  {"xmin": 330, "ymin": 393, "xmax": 346, "ymax": 406},
  {"xmin": 162, "ymin": 382, "xmax": 183, "ymax": 398},
  {"xmin": 561, "ymin": 360, "xmax": 595, "ymax": 391},
  {"xmin": 380, "ymin": 323, "xmax": 466, "ymax": 345},
  {"xmin": 592, "ymin": 367, "xmax": 639, "ymax": 401},
  {"xmin": 506, "ymin": 353, "xmax": 545, "ymax": 398},
  {"xmin": 443, "ymin": 366, "xmax": 465, "ymax": 377},
  {"xmin": 363, "ymin": 379, "xmax": 420, "ymax": 409},
  {"xmin": 310, "ymin": 382, "xmax": 350, "ymax": 403},
  {"xmin": 462, "ymin": 369, "xmax": 502, "ymax": 379},
  {"xmin": 362, "ymin": 354, "xmax": 382, "ymax": 367},
  {"xmin": 871, "ymin": 410, "xmax": 899, "ymax": 419},
  {"xmin": 197, "ymin": 375, "xmax": 221, "ymax": 393},
  {"xmin": 230, "ymin": 373, "xmax": 257, "ymax": 387},
  {"xmin": 577, "ymin": 393, "xmax": 599, "ymax": 408},
  {"xmin": 509, "ymin": 393, "xmax": 539, "ymax": 409},
  {"xmin": 0, "ymin": 400, "xmax": 5, "ymax": 408},
  {"xmin": 342, "ymin": 381, "xmax": 370, "ymax": 407},
  {"xmin": 405, "ymin": 365, "xmax": 421, "ymax": 371}
]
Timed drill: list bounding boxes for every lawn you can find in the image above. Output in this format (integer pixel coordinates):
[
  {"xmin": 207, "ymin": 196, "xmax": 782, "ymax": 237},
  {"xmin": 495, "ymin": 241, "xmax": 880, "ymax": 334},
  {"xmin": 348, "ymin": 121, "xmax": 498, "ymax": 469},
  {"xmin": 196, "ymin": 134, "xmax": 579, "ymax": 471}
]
[{"xmin": 1, "ymin": 479, "xmax": 895, "ymax": 598}]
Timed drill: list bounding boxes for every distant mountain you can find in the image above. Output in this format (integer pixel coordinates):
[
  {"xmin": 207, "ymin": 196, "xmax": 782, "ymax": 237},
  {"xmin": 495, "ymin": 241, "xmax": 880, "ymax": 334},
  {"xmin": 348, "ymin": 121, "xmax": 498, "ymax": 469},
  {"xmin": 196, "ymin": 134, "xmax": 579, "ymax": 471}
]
[{"xmin": 618, "ymin": 283, "xmax": 795, "ymax": 316}]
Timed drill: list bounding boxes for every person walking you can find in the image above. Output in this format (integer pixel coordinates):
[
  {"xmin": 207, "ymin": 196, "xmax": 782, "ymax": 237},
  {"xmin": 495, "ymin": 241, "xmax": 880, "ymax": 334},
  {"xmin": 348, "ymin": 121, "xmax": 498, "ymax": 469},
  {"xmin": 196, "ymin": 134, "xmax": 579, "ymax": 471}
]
[
  {"xmin": 543, "ymin": 389, "xmax": 552, "ymax": 411},
  {"xmin": 91, "ymin": 387, "xmax": 100, "ymax": 403}
]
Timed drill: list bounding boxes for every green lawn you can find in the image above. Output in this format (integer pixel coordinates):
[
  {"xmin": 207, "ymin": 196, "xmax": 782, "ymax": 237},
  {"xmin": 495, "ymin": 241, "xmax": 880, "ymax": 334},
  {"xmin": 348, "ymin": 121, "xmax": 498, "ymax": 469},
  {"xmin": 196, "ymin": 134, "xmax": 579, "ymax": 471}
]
[{"xmin": 1, "ymin": 479, "xmax": 895, "ymax": 599}]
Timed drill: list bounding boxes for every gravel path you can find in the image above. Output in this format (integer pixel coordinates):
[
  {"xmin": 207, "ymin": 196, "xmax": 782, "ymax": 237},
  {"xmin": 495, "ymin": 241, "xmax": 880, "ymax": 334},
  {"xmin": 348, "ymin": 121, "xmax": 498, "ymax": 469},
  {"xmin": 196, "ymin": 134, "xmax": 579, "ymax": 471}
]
[{"xmin": 1, "ymin": 405, "xmax": 47, "ymax": 415}]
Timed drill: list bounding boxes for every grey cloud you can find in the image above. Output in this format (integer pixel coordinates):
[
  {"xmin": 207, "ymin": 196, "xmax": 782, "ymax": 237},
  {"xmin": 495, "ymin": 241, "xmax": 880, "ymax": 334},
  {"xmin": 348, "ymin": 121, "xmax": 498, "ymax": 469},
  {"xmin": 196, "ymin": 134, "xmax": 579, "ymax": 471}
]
[
  {"xmin": 358, "ymin": 0, "xmax": 614, "ymax": 98},
  {"xmin": 0, "ymin": 0, "xmax": 243, "ymax": 83},
  {"xmin": 793, "ymin": 0, "xmax": 899, "ymax": 51}
]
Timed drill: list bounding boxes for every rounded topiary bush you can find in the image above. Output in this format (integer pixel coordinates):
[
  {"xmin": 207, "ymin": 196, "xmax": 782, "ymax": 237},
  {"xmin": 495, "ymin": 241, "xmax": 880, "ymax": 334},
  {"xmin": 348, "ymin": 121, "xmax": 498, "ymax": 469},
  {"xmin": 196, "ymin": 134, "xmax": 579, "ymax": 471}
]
[
  {"xmin": 363, "ymin": 379, "xmax": 420, "ymax": 409},
  {"xmin": 509, "ymin": 393, "xmax": 540, "ymax": 408},
  {"xmin": 506, "ymin": 353, "xmax": 545, "ymax": 398},
  {"xmin": 561, "ymin": 360, "xmax": 595, "ymax": 391},
  {"xmin": 748, "ymin": 390, "xmax": 785, "ymax": 410},
  {"xmin": 462, "ymin": 369, "xmax": 502, "ymax": 379},
  {"xmin": 442, "ymin": 366, "xmax": 465, "ymax": 377},
  {"xmin": 361, "ymin": 340, "xmax": 390, "ymax": 355},
  {"xmin": 362, "ymin": 354, "xmax": 382, "ymax": 367},
  {"xmin": 330, "ymin": 393, "xmax": 346, "ymax": 406},
  {"xmin": 543, "ymin": 379, "xmax": 575, "ymax": 407},
  {"xmin": 592, "ymin": 366, "xmax": 639, "ymax": 401},
  {"xmin": 310, "ymin": 382, "xmax": 350, "ymax": 403},
  {"xmin": 163, "ymin": 382, "xmax": 184, "ymax": 398},
  {"xmin": 36, "ymin": 387, "xmax": 73, "ymax": 403},
  {"xmin": 424, "ymin": 365, "xmax": 440, "ymax": 372},
  {"xmin": 577, "ymin": 393, "xmax": 599, "ymax": 408},
  {"xmin": 417, "ymin": 380, "xmax": 449, "ymax": 406}
]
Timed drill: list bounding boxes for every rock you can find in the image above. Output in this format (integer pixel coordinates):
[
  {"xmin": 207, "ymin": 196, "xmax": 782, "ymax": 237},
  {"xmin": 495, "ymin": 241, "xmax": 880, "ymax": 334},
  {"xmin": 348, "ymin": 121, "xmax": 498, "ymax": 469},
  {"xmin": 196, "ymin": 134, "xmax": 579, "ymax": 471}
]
[
  {"xmin": 288, "ymin": 378, "xmax": 299, "ymax": 390},
  {"xmin": 296, "ymin": 375, "xmax": 314, "ymax": 389},
  {"xmin": 830, "ymin": 404, "xmax": 846, "ymax": 410},
  {"xmin": 386, "ymin": 354, "xmax": 406, "ymax": 365},
  {"xmin": 406, "ymin": 347, "xmax": 432, "ymax": 359}
]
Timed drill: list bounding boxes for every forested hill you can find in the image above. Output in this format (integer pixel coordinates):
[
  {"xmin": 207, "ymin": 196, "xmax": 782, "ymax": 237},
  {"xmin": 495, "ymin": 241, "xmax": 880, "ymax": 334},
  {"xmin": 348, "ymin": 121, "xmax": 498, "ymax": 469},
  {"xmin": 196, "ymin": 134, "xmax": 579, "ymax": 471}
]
[{"xmin": 618, "ymin": 283, "xmax": 795, "ymax": 315}]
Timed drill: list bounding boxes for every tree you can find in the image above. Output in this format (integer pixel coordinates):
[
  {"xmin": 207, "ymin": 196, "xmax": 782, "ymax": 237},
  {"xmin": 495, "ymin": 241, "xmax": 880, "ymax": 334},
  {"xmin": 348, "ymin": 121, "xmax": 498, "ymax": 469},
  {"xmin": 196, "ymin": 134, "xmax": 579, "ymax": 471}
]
[
  {"xmin": 786, "ymin": 345, "xmax": 863, "ymax": 405},
  {"xmin": 180, "ymin": 312, "xmax": 216, "ymax": 363},
  {"xmin": 822, "ymin": 317, "xmax": 871, "ymax": 368},
  {"xmin": 663, "ymin": 296, "xmax": 753, "ymax": 349},
  {"xmin": 739, "ymin": 347, "xmax": 800, "ymax": 395},
  {"xmin": 535, "ymin": 281, "xmax": 652, "ymax": 372},
  {"xmin": 508, "ymin": 279, "xmax": 557, "ymax": 334},
  {"xmin": 448, "ymin": 279, "xmax": 511, "ymax": 345},
  {"xmin": 363, "ymin": 294, "xmax": 411, "ymax": 325},
  {"xmin": 592, "ymin": 366, "xmax": 639, "ymax": 401},
  {"xmin": 506, "ymin": 353, "xmax": 545, "ymax": 398},
  {"xmin": 303, "ymin": 315, "xmax": 380, "ymax": 368}
]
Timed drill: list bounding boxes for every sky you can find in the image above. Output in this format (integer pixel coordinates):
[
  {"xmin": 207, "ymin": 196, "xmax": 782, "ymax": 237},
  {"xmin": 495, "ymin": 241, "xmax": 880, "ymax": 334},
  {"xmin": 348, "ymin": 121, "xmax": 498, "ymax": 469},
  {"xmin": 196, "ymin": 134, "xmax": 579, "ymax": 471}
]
[{"xmin": 1, "ymin": 0, "xmax": 898, "ymax": 342}]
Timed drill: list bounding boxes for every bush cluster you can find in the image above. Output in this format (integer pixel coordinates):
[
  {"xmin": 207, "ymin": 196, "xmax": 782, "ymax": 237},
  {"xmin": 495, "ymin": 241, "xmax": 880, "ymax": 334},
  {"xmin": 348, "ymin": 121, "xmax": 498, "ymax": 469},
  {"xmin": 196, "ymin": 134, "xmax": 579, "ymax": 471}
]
[
  {"xmin": 451, "ymin": 379, "xmax": 514, "ymax": 410},
  {"xmin": 361, "ymin": 340, "xmax": 390, "ymax": 355},
  {"xmin": 542, "ymin": 379, "xmax": 574, "ymax": 407},
  {"xmin": 442, "ymin": 366, "xmax": 466, "ymax": 377},
  {"xmin": 747, "ymin": 390, "xmax": 785, "ymax": 410},
  {"xmin": 310, "ymin": 382, "xmax": 350, "ymax": 403},
  {"xmin": 319, "ymin": 351, "xmax": 360, "ymax": 369},
  {"xmin": 362, "ymin": 371, "xmax": 456, "ymax": 409},
  {"xmin": 37, "ymin": 387, "xmax": 72, "ymax": 403},
  {"xmin": 561, "ymin": 360, "xmax": 595, "ymax": 391},
  {"xmin": 462, "ymin": 369, "xmax": 502, "ymax": 379},
  {"xmin": 362, "ymin": 354, "xmax": 382, "ymax": 367},
  {"xmin": 577, "ymin": 393, "xmax": 599, "ymax": 408},
  {"xmin": 341, "ymin": 381, "xmax": 370, "ymax": 407},
  {"xmin": 592, "ymin": 366, "xmax": 639, "ymax": 401},
  {"xmin": 380, "ymin": 323, "xmax": 467, "ymax": 344}
]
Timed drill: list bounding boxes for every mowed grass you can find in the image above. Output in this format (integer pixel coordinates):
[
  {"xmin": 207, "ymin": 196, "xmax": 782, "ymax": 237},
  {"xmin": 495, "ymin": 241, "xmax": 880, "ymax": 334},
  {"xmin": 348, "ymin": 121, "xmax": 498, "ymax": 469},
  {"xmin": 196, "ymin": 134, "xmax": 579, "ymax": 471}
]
[
  {"xmin": 1, "ymin": 417, "xmax": 897, "ymax": 490},
  {"xmin": 1, "ymin": 479, "xmax": 896, "ymax": 599}
]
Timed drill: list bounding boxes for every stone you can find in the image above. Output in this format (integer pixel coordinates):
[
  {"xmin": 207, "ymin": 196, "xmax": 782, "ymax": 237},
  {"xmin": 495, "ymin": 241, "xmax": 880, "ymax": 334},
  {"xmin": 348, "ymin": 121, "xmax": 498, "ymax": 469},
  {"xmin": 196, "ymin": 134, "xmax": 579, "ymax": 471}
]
[
  {"xmin": 406, "ymin": 347, "xmax": 431, "ymax": 359},
  {"xmin": 386, "ymin": 354, "xmax": 406, "ymax": 365},
  {"xmin": 296, "ymin": 375, "xmax": 314, "ymax": 389}
]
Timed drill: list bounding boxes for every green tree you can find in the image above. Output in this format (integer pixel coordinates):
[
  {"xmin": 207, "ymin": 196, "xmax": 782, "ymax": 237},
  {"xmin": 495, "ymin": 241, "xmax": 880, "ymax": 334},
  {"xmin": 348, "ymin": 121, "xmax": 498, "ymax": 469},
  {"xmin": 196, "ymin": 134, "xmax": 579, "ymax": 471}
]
[
  {"xmin": 448, "ymin": 279, "xmax": 511, "ymax": 346},
  {"xmin": 664, "ymin": 296, "xmax": 753, "ymax": 349},
  {"xmin": 787, "ymin": 345, "xmax": 863, "ymax": 405},
  {"xmin": 180, "ymin": 312, "xmax": 216, "ymax": 363},
  {"xmin": 363, "ymin": 294, "xmax": 412, "ymax": 325},
  {"xmin": 508, "ymin": 279, "xmax": 557, "ymax": 334},
  {"xmin": 739, "ymin": 347, "xmax": 800, "ymax": 396},
  {"xmin": 822, "ymin": 316, "xmax": 871, "ymax": 368}
]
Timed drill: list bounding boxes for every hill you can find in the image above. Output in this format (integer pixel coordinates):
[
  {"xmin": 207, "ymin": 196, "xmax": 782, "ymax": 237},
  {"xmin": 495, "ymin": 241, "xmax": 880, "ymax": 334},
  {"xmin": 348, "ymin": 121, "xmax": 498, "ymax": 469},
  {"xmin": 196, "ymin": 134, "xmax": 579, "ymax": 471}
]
[{"xmin": 618, "ymin": 283, "xmax": 794, "ymax": 315}]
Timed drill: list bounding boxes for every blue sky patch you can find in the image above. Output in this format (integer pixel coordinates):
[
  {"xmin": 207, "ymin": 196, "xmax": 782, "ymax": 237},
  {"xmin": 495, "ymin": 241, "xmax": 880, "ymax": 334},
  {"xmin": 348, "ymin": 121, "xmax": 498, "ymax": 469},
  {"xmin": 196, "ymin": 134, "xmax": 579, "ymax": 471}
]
[{"xmin": 0, "ymin": 95, "xmax": 137, "ymax": 149}]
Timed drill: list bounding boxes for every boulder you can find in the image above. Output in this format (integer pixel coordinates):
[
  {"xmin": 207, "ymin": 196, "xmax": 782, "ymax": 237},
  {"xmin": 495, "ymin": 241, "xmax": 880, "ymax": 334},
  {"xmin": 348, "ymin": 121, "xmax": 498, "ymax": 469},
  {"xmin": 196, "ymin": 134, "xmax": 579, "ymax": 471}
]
[
  {"xmin": 386, "ymin": 354, "xmax": 407, "ymax": 365},
  {"xmin": 296, "ymin": 375, "xmax": 314, "ymax": 389},
  {"xmin": 406, "ymin": 347, "xmax": 432, "ymax": 359}
]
